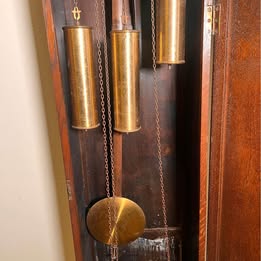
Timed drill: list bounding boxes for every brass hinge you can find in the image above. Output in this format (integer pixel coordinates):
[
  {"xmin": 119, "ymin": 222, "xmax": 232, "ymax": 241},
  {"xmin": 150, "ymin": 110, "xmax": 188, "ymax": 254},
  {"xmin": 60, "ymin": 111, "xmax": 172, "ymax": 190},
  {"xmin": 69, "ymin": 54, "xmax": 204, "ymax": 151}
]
[
  {"xmin": 207, "ymin": 4, "xmax": 221, "ymax": 35},
  {"xmin": 66, "ymin": 180, "xmax": 73, "ymax": 201}
]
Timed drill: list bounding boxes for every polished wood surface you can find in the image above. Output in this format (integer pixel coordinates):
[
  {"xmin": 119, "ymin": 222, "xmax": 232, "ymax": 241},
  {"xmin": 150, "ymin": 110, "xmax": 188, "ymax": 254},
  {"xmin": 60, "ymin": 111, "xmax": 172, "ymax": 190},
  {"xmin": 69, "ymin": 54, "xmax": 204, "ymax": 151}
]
[
  {"xmin": 199, "ymin": 1, "xmax": 214, "ymax": 260},
  {"xmin": 207, "ymin": 0, "xmax": 260, "ymax": 260}
]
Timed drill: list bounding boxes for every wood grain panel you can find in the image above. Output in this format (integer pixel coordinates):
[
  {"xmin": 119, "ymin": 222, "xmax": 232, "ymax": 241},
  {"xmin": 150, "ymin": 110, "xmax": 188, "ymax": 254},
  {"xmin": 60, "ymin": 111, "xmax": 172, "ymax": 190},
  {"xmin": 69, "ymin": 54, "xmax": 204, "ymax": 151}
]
[
  {"xmin": 199, "ymin": 1, "xmax": 214, "ymax": 260},
  {"xmin": 207, "ymin": 0, "xmax": 260, "ymax": 260}
]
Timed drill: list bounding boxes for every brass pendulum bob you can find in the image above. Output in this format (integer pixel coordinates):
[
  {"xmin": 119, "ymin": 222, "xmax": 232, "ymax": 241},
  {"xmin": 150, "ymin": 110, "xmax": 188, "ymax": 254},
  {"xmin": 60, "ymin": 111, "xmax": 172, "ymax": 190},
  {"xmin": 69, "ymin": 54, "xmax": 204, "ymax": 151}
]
[
  {"xmin": 63, "ymin": 4, "xmax": 99, "ymax": 129},
  {"xmin": 87, "ymin": 198, "xmax": 145, "ymax": 245},
  {"xmin": 156, "ymin": 0, "xmax": 186, "ymax": 64},
  {"xmin": 87, "ymin": 0, "xmax": 145, "ymax": 246}
]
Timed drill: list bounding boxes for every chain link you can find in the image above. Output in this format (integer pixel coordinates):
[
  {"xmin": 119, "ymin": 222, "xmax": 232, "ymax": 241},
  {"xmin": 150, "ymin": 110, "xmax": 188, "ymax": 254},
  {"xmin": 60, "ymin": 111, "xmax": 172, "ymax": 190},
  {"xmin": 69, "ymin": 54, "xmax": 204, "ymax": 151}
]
[
  {"xmin": 100, "ymin": 0, "xmax": 116, "ymax": 201},
  {"xmin": 95, "ymin": 0, "xmax": 118, "ymax": 260},
  {"xmin": 150, "ymin": 0, "xmax": 171, "ymax": 260},
  {"xmin": 100, "ymin": 1, "xmax": 119, "ymax": 254}
]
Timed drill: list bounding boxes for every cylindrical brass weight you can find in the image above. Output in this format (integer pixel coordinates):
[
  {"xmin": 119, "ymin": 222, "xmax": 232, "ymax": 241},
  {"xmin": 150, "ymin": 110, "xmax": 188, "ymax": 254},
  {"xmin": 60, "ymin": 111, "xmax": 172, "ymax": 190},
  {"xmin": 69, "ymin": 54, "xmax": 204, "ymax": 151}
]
[
  {"xmin": 111, "ymin": 30, "xmax": 140, "ymax": 133},
  {"xmin": 63, "ymin": 26, "xmax": 99, "ymax": 129},
  {"xmin": 156, "ymin": 0, "xmax": 186, "ymax": 64}
]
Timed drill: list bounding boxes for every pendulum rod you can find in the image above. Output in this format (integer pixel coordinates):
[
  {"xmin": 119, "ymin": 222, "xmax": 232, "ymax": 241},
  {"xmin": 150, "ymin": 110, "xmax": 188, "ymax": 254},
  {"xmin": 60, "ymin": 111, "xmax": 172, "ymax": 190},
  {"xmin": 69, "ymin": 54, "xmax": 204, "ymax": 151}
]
[{"xmin": 150, "ymin": 0, "xmax": 171, "ymax": 260}]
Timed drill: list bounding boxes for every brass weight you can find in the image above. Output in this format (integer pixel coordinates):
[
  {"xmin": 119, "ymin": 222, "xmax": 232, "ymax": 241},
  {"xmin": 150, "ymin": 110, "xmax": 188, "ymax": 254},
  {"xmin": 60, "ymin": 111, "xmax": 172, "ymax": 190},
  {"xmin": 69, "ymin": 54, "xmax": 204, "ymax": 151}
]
[
  {"xmin": 111, "ymin": 30, "xmax": 140, "ymax": 133},
  {"xmin": 63, "ymin": 26, "xmax": 99, "ymax": 129},
  {"xmin": 156, "ymin": 0, "xmax": 186, "ymax": 64}
]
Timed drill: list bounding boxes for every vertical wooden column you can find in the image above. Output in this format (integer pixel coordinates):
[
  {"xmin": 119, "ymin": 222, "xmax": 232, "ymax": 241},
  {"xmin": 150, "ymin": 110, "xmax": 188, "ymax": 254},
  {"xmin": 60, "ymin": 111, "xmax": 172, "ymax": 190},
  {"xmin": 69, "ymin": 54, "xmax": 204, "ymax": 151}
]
[
  {"xmin": 199, "ymin": 1, "xmax": 214, "ymax": 260},
  {"xmin": 207, "ymin": 0, "xmax": 260, "ymax": 260}
]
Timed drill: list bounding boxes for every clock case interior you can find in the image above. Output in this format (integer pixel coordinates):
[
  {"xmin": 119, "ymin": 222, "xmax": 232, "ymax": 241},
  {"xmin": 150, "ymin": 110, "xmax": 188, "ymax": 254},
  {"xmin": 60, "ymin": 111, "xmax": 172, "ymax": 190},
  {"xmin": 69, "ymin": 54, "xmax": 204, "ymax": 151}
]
[{"xmin": 43, "ymin": 0, "xmax": 202, "ymax": 260}]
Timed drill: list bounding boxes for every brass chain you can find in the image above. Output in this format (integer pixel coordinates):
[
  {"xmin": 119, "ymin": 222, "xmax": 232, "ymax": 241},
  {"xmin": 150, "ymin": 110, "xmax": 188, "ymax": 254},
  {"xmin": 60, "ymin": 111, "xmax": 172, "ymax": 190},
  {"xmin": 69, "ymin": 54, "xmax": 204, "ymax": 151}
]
[
  {"xmin": 94, "ymin": 0, "xmax": 112, "ymax": 241},
  {"xmin": 150, "ymin": 0, "xmax": 171, "ymax": 260},
  {"xmin": 100, "ymin": 0, "xmax": 116, "ymax": 201},
  {"xmin": 94, "ymin": 0, "xmax": 118, "ymax": 260},
  {"xmin": 100, "ymin": 1, "xmax": 119, "ymax": 255}
]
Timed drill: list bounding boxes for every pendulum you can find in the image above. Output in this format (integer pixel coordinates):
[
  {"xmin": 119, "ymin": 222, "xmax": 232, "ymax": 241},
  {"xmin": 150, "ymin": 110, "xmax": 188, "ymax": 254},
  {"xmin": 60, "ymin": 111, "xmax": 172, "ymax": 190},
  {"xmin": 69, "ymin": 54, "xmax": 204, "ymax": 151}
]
[
  {"xmin": 63, "ymin": 0, "xmax": 99, "ymax": 129},
  {"xmin": 87, "ymin": 196, "xmax": 145, "ymax": 246},
  {"xmin": 86, "ymin": 0, "xmax": 145, "ymax": 249}
]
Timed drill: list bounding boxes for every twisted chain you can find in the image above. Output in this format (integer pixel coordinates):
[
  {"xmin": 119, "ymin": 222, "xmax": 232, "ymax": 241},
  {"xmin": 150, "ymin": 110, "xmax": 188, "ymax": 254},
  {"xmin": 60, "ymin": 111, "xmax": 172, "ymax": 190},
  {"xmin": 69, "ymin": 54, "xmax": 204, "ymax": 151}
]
[
  {"xmin": 150, "ymin": 0, "xmax": 171, "ymax": 260},
  {"xmin": 100, "ymin": 0, "xmax": 116, "ymax": 201},
  {"xmin": 95, "ymin": 0, "xmax": 118, "ymax": 259},
  {"xmin": 100, "ymin": 1, "xmax": 119, "ymax": 254},
  {"xmin": 94, "ymin": 0, "xmax": 112, "ymax": 243}
]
